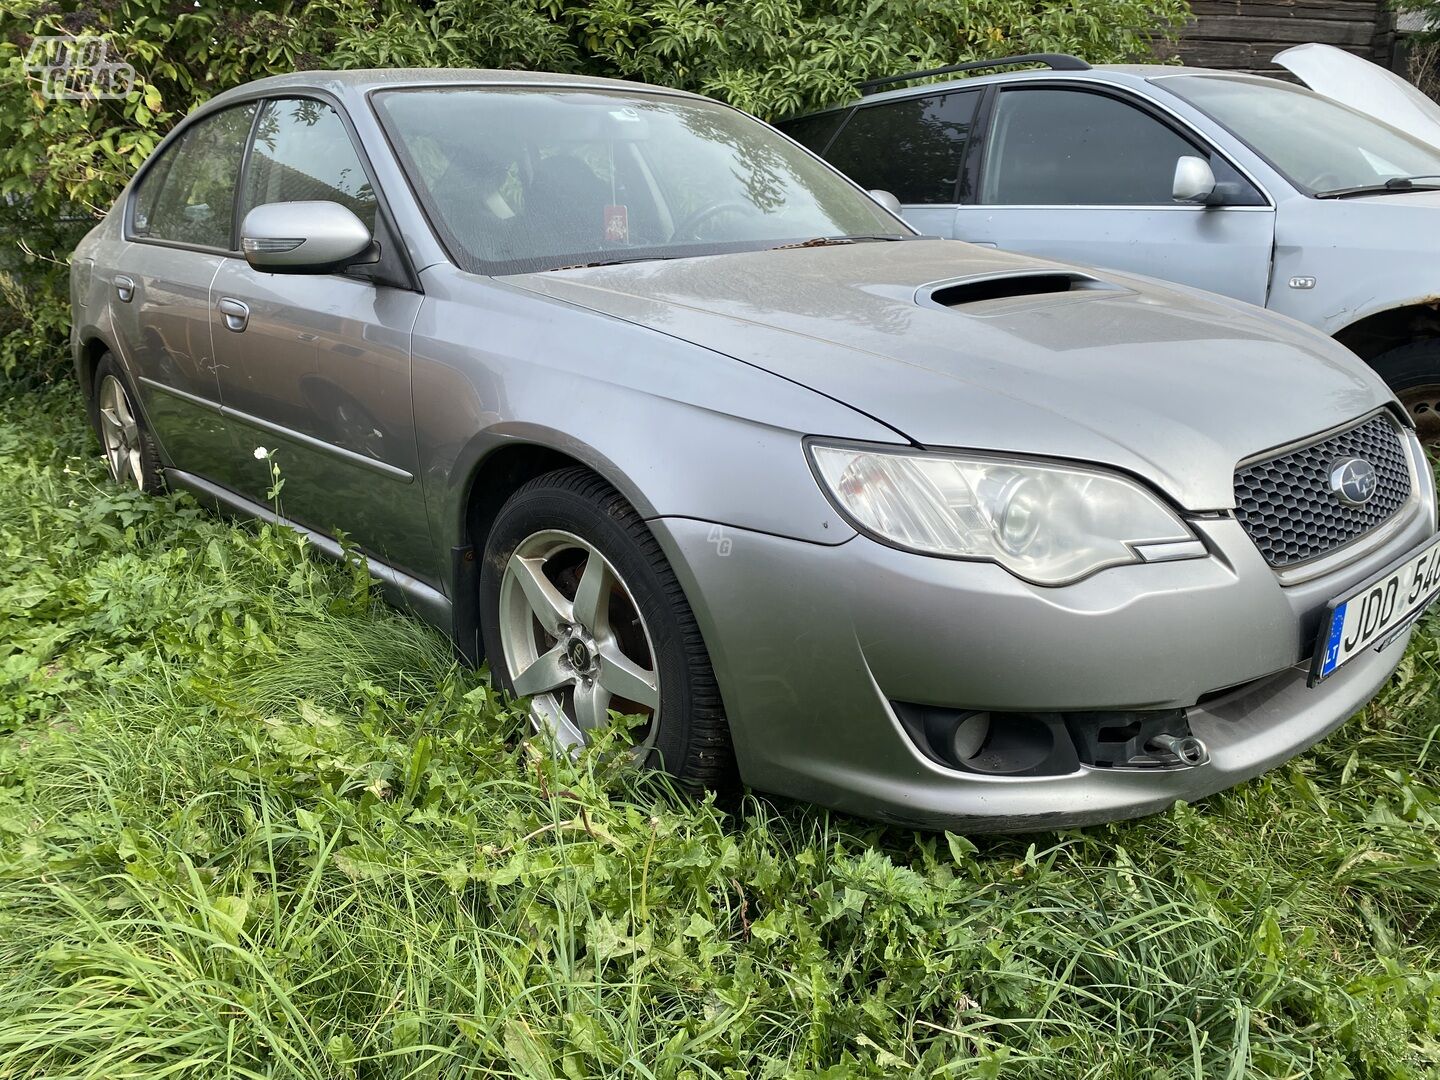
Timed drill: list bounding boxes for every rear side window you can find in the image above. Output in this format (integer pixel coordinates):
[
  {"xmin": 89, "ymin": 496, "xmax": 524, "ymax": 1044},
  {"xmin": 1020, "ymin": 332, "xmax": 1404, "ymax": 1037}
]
[
  {"xmin": 131, "ymin": 103, "xmax": 257, "ymax": 249},
  {"xmin": 776, "ymin": 110, "xmax": 849, "ymax": 156},
  {"xmin": 822, "ymin": 91, "xmax": 980, "ymax": 204},
  {"xmin": 982, "ymin": 89, "xmax": 1193, "ymax": 205},
  {"xmin": 242, "ymin": 98, "xmax": 377, "ymax": 229}
]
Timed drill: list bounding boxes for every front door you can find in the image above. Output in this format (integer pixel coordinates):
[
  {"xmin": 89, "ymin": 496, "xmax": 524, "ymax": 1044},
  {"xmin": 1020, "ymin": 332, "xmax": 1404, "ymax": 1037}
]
[
  {"xmin": 207, "ymin": 96, "xmax": 433, "ymax": 579},
  {"xmin": 954, "ymin": 85, "xmax": 1276, "ymax": 305}
]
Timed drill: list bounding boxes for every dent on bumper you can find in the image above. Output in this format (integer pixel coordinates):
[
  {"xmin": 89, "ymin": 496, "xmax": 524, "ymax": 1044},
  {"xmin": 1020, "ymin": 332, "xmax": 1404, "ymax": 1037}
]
[{"xmin": 652, "ymin": 516, "xmax": 1419, "ymax": 831}]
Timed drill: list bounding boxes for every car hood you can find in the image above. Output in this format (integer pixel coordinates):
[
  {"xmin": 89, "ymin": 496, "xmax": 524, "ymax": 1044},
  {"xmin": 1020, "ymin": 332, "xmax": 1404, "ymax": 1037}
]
[
  {"xmin": 505, "ymin": 240, "xmax": 1392, "ymax": 510},
  {"xmin": 1275, "ymin": 42, "xmax": 1440, "ymax": 149}
]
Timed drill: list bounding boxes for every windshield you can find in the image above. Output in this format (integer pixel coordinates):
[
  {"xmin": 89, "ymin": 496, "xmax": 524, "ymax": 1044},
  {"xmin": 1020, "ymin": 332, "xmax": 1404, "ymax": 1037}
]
[
  {"xmin": 373, "ymin": 87, "xmax": 908, "ymax": 274},
  {"xmin": 1165, "ymin": 75, "xmax": 1440, "ymax": 195}
]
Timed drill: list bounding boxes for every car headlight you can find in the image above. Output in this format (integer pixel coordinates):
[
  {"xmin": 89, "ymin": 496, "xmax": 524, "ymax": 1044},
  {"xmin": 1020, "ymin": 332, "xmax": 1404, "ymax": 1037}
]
[{"xmin": 807, "ymin": 441, "xmax": 1202, "ymax": 585}]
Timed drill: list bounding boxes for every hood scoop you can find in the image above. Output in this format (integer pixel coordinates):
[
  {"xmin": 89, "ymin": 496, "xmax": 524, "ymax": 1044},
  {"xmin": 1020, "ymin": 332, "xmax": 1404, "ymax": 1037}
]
[{"xmin": 920, "ymin": 269, "xmax": 1123, "ymax": 313}]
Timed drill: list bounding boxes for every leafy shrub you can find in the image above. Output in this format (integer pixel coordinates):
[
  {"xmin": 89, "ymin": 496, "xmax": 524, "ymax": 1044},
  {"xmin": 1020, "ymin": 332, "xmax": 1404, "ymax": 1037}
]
[{"xmin": 0, "ymin": 0, "xmax": 1190, "ymax": 383}]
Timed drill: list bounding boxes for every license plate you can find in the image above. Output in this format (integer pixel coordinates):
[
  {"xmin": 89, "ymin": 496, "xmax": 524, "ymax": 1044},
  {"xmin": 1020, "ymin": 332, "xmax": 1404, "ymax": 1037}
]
[{"xmin": 1310, "ymin": 533, "xmax": 1440, "ymax": 685}]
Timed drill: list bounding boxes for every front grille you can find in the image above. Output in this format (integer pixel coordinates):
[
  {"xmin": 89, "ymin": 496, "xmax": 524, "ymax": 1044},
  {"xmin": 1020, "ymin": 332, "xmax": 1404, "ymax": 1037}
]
[{"xmin": 1234, "ymin": 414, "xmax": 1411, "ymax": 568}]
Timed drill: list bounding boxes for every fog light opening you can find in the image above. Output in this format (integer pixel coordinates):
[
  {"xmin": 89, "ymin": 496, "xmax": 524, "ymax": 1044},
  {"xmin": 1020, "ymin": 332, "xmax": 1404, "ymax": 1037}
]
[
  {"xmin": 949, "ymin": 711, "xmax": 991, "ymax": 761},
  {"xmin": 892, "ymin": 702, "xmax": 1081, "ymax": 777}
]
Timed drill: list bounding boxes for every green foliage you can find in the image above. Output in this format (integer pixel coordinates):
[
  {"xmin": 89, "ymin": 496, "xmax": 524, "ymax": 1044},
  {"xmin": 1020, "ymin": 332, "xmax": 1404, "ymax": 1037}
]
[
  {"xmin": 4, "ymin": 391, "xmax": 1440, "ymax": 1077},
  {"xmin": 1402, "ymin": 4, "xmax": 1439, "ymax": 45},
  {"xmin": 0, "ymin": 0, "xmax": 1190, "ymax": 382}
]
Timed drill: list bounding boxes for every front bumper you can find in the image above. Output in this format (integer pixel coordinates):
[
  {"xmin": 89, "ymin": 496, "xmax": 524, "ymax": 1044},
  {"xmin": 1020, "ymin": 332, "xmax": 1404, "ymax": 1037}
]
[{"xmin": 653, "ymin": 497, "xmax": 1435, "ymax": 831}]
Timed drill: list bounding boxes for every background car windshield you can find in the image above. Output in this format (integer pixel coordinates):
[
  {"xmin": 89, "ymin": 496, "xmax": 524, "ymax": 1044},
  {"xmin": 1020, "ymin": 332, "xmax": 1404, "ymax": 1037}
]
[
  {"xmin": 1167, "ymin": 75, "xmax": 1440, "ymax": 194},
  {"xmin": 373, "ymin": 88, "xmax": 905, "ymax": 274}
]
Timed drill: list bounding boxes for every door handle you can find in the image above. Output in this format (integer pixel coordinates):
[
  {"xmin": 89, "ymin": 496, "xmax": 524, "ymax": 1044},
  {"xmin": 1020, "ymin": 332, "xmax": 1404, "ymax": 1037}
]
[
  {"xmin": 217, "ymin": 297, "xmax": 250, "ymax": 332},
  {"xmin": 114, "ymin": 274, "xmax": 135, "ymax": 303}
]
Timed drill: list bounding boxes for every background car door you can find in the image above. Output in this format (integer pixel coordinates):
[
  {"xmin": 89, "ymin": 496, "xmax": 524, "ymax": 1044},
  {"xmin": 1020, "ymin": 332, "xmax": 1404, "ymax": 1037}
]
[
  {"xmin": 207, "ymin": 97, "xmax": 433, "ymax": 579},
  {"xmin": 107, "ymin": 102, "xmax": 256, "ymax": 482},
  {"xmin": 815, "ymin": 90, "xmax": 983, "ymax": 237},
  {"xmin": 954, "ymin": 85, "xmax": 1276, "ymax": 304}
]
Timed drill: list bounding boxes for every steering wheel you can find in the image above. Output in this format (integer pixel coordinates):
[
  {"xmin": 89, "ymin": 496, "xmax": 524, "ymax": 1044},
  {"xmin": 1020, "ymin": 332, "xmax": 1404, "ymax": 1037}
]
[{"xmin": 672, "ymin": 200, "xmax": 752, "ymax": 241}]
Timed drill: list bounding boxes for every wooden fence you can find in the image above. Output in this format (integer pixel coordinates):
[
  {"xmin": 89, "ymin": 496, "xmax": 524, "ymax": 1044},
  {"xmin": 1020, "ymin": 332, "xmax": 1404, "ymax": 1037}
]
[{"xmin": 1173, "ymin": 0, "xmax": 1397, "ymax": 74}]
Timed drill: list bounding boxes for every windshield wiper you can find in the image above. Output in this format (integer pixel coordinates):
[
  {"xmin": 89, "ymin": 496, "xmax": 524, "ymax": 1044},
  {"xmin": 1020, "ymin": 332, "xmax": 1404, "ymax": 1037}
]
[
  {"xmin": 546, "ymin": 233, "xmax": 916, "ymax": 269},
  {"xmin": 769, "ymin": 234, "xmax": 914, "ymax": 250},
  {"xmin": 546, "ymin": 255, "xmax": 678, "ymax": 271},
  {"xmin": 1315, "ymin": 176, "xmax": 1440, "ymax": 199}
]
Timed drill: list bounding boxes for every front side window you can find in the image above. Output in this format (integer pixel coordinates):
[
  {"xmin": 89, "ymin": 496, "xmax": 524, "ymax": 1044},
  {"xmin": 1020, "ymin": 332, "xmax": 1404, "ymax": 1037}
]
[
  {"xmin": 822, "ymin": 91, "xmax": 980, "ymax": 204},
  {"xmin": 242, "ymin": 98, "xmax": 377, "ymax": 228},
  {"xmin": 132, "ymin": 103, "xmax": 257, "ymax": 248},
  {"xmin": 1164, "ymin": 75, "xmax": 1440, "ymax": 195},
  {"xmin": 373, "ymin": 88, "xmax": 907, "ymax": 275},
  {"xmin": 982, "ymin": 89, "xmax": 1197, "ymax": 206}
]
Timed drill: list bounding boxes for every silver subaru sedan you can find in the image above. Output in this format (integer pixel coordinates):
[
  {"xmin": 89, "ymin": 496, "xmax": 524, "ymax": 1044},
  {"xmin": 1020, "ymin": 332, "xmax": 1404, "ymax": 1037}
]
[{"xmin": 70, "ymin": 69, "xmax": 1440, "ymax": 830}]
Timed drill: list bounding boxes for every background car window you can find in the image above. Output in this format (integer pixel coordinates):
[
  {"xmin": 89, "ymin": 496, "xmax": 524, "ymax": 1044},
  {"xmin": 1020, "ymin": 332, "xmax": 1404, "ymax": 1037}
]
[
  {"xmin": 822, "ymin": 92, "xmax": 980, "ymax": 204},
  {"xmin": 982, "ymin": 89, "xmax": 1195, "ymax": 205},
  {"xmin": 243, "ymin": 99, "xmax": 376, "ymax": 229},
  {"xmin": 131, "ymin": 103, "xmax": 256, "ymax": 248},
  {"xmin": 776, "ymin": 110, "xmax": 849, "ymax": 156}
]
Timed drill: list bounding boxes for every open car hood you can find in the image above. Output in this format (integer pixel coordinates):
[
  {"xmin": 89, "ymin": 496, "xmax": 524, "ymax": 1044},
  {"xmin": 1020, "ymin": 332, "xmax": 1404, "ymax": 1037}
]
[{"xmin": 1275, "ymin": 42, "xmax": 1440, "ymax": 149}]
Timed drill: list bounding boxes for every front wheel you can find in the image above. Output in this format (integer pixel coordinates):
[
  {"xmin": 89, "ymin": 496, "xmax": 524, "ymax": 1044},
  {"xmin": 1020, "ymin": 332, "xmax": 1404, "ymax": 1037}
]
[
  {"xmin": 1371, "ymin": 339, "xmax": 1440, "ymax": 452},
  {"xmin": 479, "ymin": 467, "xmax": 734, "ymax": 789}
]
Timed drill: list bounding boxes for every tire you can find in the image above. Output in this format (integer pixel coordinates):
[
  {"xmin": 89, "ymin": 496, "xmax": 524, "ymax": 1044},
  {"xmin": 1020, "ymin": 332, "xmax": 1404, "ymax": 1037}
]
[
  {"xmin": 89, "ymin": 353, "xmax": 164, "ymax": 493},
  {"xmin": 479, "ymin": 467, "xmax": 735, "ymax": 789},
  {"xmin": 1370, "ymin": 339, "xmax": 1440, "ymax": 450}
]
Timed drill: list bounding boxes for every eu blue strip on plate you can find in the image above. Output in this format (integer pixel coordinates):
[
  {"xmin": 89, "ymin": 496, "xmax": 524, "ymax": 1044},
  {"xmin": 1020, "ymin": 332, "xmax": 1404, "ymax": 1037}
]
[{"xmin": 1320, "ymin": 600, "xmax": 1347, "ymax": 678}]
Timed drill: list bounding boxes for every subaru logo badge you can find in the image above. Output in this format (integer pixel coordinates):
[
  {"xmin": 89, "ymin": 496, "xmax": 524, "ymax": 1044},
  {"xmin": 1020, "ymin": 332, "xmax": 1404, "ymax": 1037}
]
[
  {"xmin": 567, "ymin": 639, "xmax": 591, "ymax": 672},
  {"xmin": 1328, "ymin": 457, "xmax": 1378, "ymax": 506}
]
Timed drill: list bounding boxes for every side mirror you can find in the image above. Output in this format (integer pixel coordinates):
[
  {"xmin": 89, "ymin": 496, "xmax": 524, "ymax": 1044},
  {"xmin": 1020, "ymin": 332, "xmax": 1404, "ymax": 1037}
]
[
  {"xmin": 240, "ymin": 200, "xmax": 376, "ymax": 274},
  {"xmin": 868, "ymin": 189, "xmax": 903, "ymax": 216},
  {"xmin": 1172, "ymin": 156, "xmax": 1218, "ymax": 205}
]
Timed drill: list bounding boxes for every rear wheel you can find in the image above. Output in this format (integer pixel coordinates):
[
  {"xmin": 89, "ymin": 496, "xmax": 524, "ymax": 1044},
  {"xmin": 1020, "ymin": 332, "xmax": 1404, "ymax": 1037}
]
[
  {"xmin": 1371, "ymin": 340, "xmax": 1440, "ymax": 452},
  {"xmin": 479, "ymin": 467, "xmax": 734, "ymax": 788},
  {"xmin": 89, "ymin": 354, "xmax": 163, "ymax": 493}
]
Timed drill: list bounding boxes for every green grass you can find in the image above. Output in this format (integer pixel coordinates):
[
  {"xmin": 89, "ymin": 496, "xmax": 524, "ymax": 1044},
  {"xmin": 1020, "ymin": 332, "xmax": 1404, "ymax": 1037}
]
[{"xmin": 3, "ymin": 385, "xmax": 1440, "ymax": 1079}]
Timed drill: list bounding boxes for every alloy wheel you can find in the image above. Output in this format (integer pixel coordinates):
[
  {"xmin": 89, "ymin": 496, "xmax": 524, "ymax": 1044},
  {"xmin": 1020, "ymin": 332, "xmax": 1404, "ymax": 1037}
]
[
  {"xmin": 497, "ymin": 528, "xmax": 661, "ymax": 753},
  {"xmin": 97, "ymin": 374, "xmax": 145, "ymax": 489}
]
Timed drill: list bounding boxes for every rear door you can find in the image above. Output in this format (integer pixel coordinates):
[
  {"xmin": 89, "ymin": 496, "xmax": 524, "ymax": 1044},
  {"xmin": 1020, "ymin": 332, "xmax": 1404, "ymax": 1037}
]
[
  {"xmin": 207, "ymin": 96, "xmax": 433, "ymax": 578},
  {"xmin": 955, "ymin": 84, "xmax": 1276, "ymax": 303},
  {"xmin": 108, "ymin": 102, "xmax": 257, "ymax": 481},
  {"xmin": 796, "ymin": 90, "xmax": 983, "ymax": 238}
]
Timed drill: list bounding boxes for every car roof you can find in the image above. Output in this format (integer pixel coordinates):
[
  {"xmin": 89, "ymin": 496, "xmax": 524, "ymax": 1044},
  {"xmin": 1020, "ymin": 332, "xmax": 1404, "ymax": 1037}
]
[
  {"xmin": 205, "ymin": 67, "xmax": 708, "ymax": 107},
  {"xmin": 789, "ymin": 64, "xmax": 1289, "ymax": 118}
]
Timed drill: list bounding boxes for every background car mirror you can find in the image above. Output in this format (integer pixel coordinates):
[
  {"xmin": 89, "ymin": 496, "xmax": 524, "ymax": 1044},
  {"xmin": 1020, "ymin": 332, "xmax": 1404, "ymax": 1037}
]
[
  {"xmin": 868, "ymin": 189, "xmax": 903, "ymax": 216},
  {"xmin": 1172, "ymin": 155, "xmax": 1218, "ymax": 205},
  {"xmin": 240, "ymin": 201, "xmax": 378, "ymax": 274}
]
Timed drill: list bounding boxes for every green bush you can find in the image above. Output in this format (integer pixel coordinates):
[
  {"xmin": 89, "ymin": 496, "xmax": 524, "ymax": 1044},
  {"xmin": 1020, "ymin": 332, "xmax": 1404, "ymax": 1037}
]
[{"xmin": 0, "ymin": 0, "xmax": 1189, "ymax": 383}]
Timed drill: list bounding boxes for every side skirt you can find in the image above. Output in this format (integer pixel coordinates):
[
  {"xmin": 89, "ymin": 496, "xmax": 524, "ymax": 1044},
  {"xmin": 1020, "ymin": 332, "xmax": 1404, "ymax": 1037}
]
[{"xmin": 165, "ymin": 467, "xmax": 454, "ymax": 636}]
